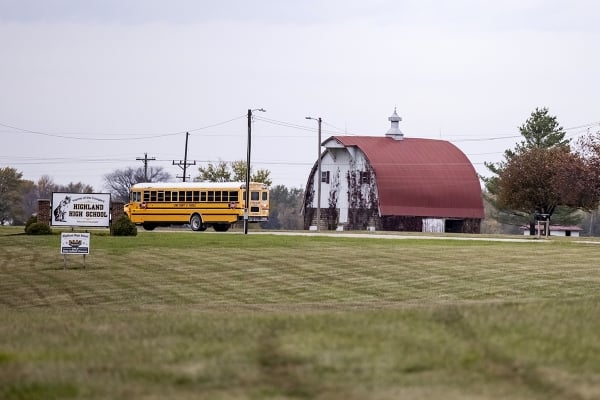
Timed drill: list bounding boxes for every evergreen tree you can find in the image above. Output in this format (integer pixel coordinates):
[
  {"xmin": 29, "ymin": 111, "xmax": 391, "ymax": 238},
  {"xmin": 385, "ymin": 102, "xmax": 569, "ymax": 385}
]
[{"xmin": 483, "ymin": 107, "xmax": 569, "ymax": 195}]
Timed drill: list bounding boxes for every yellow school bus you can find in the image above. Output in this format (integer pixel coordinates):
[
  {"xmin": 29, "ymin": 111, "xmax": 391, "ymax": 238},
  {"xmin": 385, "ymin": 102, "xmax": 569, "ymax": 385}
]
[{"xmin": 124, "ymin": 181, "xmax": 269, "ymax": 231}]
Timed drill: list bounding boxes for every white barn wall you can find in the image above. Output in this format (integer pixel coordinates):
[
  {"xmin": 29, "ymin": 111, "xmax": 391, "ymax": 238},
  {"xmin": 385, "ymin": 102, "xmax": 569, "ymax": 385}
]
[{"xmin": 311, "ymin": 147, "xmax": 378, "ymax": 227}]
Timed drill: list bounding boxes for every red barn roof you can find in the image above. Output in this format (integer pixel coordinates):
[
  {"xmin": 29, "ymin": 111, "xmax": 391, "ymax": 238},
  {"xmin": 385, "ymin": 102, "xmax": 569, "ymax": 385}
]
[{"xmin": 330, "ymin": 136, "xmax": 484, "ymax": 218}]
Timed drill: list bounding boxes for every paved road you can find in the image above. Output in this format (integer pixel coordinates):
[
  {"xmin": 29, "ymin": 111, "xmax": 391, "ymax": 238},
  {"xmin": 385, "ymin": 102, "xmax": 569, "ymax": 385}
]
[
  {"xmin": 249, "ymin": 230, "xmax": 548, "ymax": 243},
  {"xmin": 155, "ymin": 227, "xmax": 600, "ymax": 244}
]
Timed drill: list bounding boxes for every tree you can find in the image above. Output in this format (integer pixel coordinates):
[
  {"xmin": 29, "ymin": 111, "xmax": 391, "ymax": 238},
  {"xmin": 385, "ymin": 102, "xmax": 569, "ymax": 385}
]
[
  {"xmin": 571, "ymin": 129, "xmax": 600, "ymax": 215},
  {"xmin": 482, "ymin": 107, "xmax": 577, "ymax": 228},
  {"xmin": 104, "ymin": 166, "xmax": 171, "ymax": 203},
  {"xmin": 58, "ymin": 182, "xmax": 94, "ymax": 193},
  {"xmin": 37, "ymin": 175, "xmax": 56, "ymax": 199},
  {"xmin": 251, "ymin": 169, "xmax": 272, "ymax": 187},
  {"xmin": 261, "ymin": 185, "xmax": 304, "ymax": 230},
  {"xmin": 496, "ymin": 147, "xmax": 585, "ymax": 218},
  {"xmin": 196, "ymin": 160, "xmax": 272, "ymax": 186},
  {"xmin": 36, "ymin": 175, "xmax": 94, "ymax": 197},
  {"xmin": 0, "ymin": 167, "xmax": 25, "ymax": 225},
  {"xmin": 229, "ymin": 160, "xmax": 245, "ymax": 181},
  {"xmin": 483, "ymin": 107, "xmax": 569, "ymax": 195},
  {"xmin": 512, "ymin": 107, "xmax": 569, "ymax": 156},
  {"xmin": 20, "ymin": 180, "xmax": 38, "ymax": 222},
  {"xmin": 197, "ymin": 161, "xmax": 231, "ymax": 182}
]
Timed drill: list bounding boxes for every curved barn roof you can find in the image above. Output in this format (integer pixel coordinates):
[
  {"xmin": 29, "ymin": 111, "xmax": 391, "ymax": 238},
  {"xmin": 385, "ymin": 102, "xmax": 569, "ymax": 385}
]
[{"xmin": 330, "ymin": 136, "xmax": 484, "ymax": 219}]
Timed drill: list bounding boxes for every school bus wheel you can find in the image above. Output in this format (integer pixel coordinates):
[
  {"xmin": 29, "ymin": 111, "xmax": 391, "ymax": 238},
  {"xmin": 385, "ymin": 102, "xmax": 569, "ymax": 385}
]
[
  {"xmin": 213, "ymin": 223, "xmax": 230, "ymax": 232},
  {"xmin": 190, "ymin": 214, "xmax": 207, "ymax": 232},
  {"xmin": 142, "ymin": 223, "xmax": 157, "ymax": 231}
]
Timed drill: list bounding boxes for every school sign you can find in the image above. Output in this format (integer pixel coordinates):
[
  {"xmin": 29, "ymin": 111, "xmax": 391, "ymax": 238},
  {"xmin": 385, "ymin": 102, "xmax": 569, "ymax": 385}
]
[
  {"xmin": 60, "ymin": 232, "xmax": 90, "ymax": 254},
  {"xmin": 51, "ymin": 193, "xmax": 111, "ymax": 228}
]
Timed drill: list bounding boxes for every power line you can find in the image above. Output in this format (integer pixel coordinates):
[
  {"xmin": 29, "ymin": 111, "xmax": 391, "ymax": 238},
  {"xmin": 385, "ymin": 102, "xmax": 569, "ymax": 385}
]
[
  {"xmin": 2, "ymin": 115, "xmax": 598, "ymax": 144},
  {"xmin": 0, "ymin": 114, "xmax": 246, "ymax": 141}
]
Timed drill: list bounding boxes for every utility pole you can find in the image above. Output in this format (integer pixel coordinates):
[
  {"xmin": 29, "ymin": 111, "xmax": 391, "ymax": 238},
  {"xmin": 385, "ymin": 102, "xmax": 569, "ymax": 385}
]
[
  {"xmin": 136, "ymin": 153, "xmax": 156, "ymax": 181},
  {"xmin": 244, "ymin": 108, "xmax": 266, "ymax": 235},
  {"xmin": 305, "ymin": 116, "xmax": 322, "ymax": 231},
  {"xmin": 172, "ymin": 132, "xmax": 196, "ymax": 182}
]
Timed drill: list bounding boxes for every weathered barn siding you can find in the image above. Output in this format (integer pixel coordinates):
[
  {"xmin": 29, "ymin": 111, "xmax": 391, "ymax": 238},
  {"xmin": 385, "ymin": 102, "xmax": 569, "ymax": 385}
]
[{"xmin": 304, "ymin": 146, "xmax": 380, "ymax": 230}]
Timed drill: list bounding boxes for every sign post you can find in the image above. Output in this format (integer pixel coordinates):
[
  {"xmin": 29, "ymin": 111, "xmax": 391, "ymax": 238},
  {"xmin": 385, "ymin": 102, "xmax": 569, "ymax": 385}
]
[{"xmin": 60, "ymin": 232, "xmax": 90, "ymax": 268}]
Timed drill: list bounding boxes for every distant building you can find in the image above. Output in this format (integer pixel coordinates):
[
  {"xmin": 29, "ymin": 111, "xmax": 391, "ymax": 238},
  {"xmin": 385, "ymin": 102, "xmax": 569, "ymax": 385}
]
[
  {"xmin": 303, "ymin": 109, "xmax": 484, "ymax": 232},
  {"xmin": 522, "ymin": 225, "xmax": 582, "ymax": 237}
]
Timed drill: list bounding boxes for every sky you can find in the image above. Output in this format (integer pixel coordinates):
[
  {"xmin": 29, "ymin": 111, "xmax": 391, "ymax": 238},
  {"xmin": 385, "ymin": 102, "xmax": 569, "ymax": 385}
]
[{"xmin": 2, "ymin": 0, "xmax": 600, "ymax": 192}]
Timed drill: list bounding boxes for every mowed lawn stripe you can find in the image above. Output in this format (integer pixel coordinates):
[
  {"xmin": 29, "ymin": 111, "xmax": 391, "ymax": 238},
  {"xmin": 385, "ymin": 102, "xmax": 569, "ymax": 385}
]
[{"xmin": 2, "ymin": 232, "xmax": 600, "ymax": 309}]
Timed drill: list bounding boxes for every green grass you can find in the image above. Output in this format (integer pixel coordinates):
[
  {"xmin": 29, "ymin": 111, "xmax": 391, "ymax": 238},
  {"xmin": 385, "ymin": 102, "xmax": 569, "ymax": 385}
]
[{"xmin": 0, "ymin": 226, "xmax": 599, "ymax": 399}]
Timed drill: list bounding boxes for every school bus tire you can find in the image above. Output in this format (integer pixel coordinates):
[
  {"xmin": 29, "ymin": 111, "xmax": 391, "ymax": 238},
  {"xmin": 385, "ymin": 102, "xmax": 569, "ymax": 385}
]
[
  {"xmin": 213, "ymin": 223, "xmax": 230, "ymax": 232},
  {"xmin": 190, "ymin": 214, "xmax": 207, "ymax": 232},
  {"xmin": 142, "ymin": 223, "xmax": 157, "ymax": 231}
]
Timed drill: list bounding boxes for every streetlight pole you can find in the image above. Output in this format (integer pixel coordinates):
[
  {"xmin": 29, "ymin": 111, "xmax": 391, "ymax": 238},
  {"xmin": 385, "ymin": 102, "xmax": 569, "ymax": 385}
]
[
  {"xmin": 245, "ymin": 108, "xmax": 266, "ymax": 235},
  {"xmin": 305, "ymin": 116, "xmax": 322, "ymax": 231}
]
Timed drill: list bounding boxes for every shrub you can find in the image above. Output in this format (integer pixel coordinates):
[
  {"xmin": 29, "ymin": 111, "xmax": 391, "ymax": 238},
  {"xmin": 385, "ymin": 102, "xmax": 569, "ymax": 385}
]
[
  {"xmin": 25, "ymin": 222, "xmax": 52, "ymax": 235},
  {"xmin": 24, "ymin": 215, "xmax": 38, "ymax": 232},
  {"xmin": 111, "ymin": 216, "xmax": 137, "ymax": 236}
]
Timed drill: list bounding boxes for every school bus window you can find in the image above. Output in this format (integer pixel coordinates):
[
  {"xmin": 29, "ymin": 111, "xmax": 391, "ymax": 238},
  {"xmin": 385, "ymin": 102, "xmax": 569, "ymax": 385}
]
[
  {"xmin": 150, "ymin": 191, "xmax": 157, "ymax": 202},
  {"xmin": 221, "ymin": 191, "xmax": 228, "ymax": 202},
  {"xmin": 170, "ymin": 192, "xmax": 177, "ymax": 202},
  {"xmin": 200, "ymin": 192, "xmax": 206, "ymax": 202},
  {"xmin": 251, "ymin": 191, "xmax": 259, "ymax": 201},
  {"xmin": 193, "ymin": 191, "xmax": 199, "ymax": 202},
  {"xmin": 143, "ymin": 191, "xmax": 150, "ymax": 202},
  {"xmin": 230, "ymin": 191, "xmax": 238, "ymax": 202},
  {"xmin": 262, "ymin": 192, "xmax": 268, "ymax": 201},
  {"xmin": 185, "ymin": 191, "xmax": 192, "ymax": 201},
  {"xmin": 158, "ymin": 191, "xmax": 164, "ymax": 202},
  {"xmin": 164, "ymin": 192, "xmax": 171, "ymax": 202},
  {"xmin": 208, "ymin": 191, "xmax": 214, "ymax": 202},
  {"xmin": 214, "ymin": 191, "xmax": 222, "ymax": 202}
]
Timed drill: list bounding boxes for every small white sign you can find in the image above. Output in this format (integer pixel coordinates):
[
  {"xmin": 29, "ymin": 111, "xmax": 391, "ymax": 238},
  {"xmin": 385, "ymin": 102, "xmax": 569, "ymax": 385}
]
[
  {"xmin": 61, "ymin": 232, "xmax": 90, "ymax": 255},
  {"xmin": 52, "ymin": 193, "xmax": 111, "ymax": 227}
]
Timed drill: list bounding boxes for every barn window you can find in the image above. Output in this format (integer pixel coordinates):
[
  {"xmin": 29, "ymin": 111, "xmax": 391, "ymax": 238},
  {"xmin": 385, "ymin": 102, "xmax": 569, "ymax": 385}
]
[
  {"xmin": 360, "ymin": 171, "xmax": 371, "ymax": 184},
  {"xmin": 321, "ymin": 171, "xmax": 330, "ymax": 184}
]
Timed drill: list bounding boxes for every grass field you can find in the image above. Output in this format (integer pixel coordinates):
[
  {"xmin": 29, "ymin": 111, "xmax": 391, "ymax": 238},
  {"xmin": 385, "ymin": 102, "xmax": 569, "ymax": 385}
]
[{"xmin": 1, "ymin": 226, "xmax": 599, "ymax": 399}]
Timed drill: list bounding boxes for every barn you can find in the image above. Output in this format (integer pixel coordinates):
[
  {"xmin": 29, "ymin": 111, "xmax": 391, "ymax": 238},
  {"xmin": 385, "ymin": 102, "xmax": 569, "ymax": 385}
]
[{"xmin": 303, "ymin": 110, "xmax": 485, "ymax": 233}]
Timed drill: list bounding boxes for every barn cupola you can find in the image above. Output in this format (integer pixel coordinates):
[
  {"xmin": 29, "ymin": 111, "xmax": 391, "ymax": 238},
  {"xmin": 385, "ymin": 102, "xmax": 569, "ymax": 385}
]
[{"xmin": 385, "ymin": 108, "xmax": 404, "ymax": 140}]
